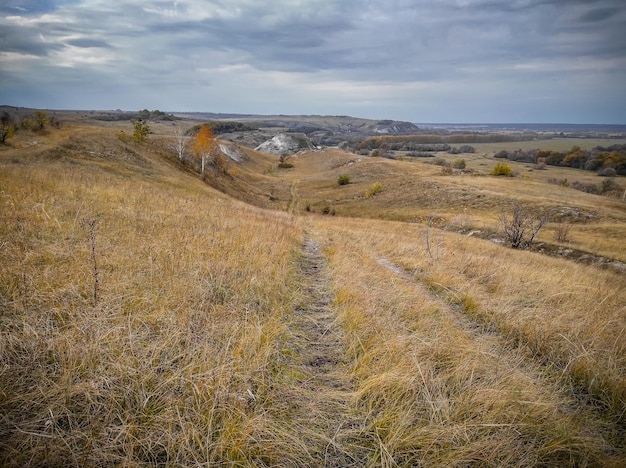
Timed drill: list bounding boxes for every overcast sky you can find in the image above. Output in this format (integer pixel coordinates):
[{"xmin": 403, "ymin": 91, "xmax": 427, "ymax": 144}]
[{"xmin": 1, "ymin": 0, "xmax": 625, "ymax": 123}]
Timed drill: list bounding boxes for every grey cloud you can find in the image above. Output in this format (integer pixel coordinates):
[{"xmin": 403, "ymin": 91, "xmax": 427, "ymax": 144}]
[
  {"xmin": 579, "ymin": 7, "xmax": 621, "ymax": 22},
  {"xmin": 1, "ymin": 0, "xmax": 625, "ymax": 123},
  {"xmin": 1, "ymin": 0, "xmax": 58, "ymax": 16},
  {"xmin": 66, "ymin": 38, "xmax": 112, "ymax": 48},
  {"xmin": 0, "ymin": 23, "xmax": 63, "ymax": 56}
]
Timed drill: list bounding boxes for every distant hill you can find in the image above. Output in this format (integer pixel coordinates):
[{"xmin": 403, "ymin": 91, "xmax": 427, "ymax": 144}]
[{"xmin": 172, "ymin": 112, "xmax": 421, "ymax": 147}]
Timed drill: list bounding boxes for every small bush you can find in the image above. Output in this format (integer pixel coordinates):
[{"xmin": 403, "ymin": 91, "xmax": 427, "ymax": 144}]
[
  {"xmin": 601, "ymin": 178, "xmax": 620, "ymax": 194},
  {"xmin": 321, "ymin": 205, "xmax": 335, "ymax": 215},
  {"xmin": 118, "ymin": 130, "xmax": 129, "ymax": 142},
  {"xmin": 337, "ymin": 174, "xmax": 350, "ymax": 185},
  {"xmin": 535, "ymin": 157, "xmax": 547, "ymax": 170},
  {"xmin": 553, "ymin": 223, "xmax": 572, "ymax": 243},
  {"xmin": 365, "ymin": 182, "xmax": 382, "ymax": 197},
  {"xmin": 498, "ymin": 206, "xmax": 546, "ymax": 249},
  {"xmin": 598, "ymin": 167, "xmax": 617, "ymax": 177},
  {"xmin": 451, "ymin": 158, "xmax": 466, "ymax": 169},
  {"xmin": 491, "ymin": 163, "xmax": 512, "ymax": 176},
  {"xmin": 570, "ymin": 180, "xmax": 599, "ymax": 194},
  {"xmin": 278, "ymin": 162, "xmax": 294, "ymax": 169},
  {"xmin": 449, "ymin": 145, "xmax": 476, "ymax": 154},
  {"xmin": 432, "ymin": 157, "xmax": 448, "ymax": 166},
  {"xmin": 132, "ymin": 119, "xmax": 150, "ymax": 144}
]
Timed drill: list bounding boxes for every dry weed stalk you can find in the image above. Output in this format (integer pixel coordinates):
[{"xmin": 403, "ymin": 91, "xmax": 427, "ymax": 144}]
[
  {"xmin": 82, "ymin": 216, "xmax": 99, "ymax": 307},
  {"xmin": 553, "ymin": 222, "xmax": 572, "ymax": 243}
]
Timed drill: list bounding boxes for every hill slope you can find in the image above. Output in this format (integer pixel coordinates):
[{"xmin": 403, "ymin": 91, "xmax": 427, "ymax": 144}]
[{"xmin": 1, "ymin": 122, "xmax": 625, "ymax": 465}]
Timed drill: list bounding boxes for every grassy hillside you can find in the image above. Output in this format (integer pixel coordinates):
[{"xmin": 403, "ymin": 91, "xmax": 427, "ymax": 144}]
[{"xmin": 1, "ymin": 122, "xmax": 625, "ymax": 466}]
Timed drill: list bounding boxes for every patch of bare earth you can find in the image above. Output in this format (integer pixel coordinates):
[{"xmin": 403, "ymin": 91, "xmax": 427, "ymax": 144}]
[{"xmin": 282, "ymin": 235, "xmax": 370, "ymax": 466}]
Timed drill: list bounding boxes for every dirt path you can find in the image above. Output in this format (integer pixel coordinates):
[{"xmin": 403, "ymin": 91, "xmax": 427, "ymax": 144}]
[{"xmin": 283, "ymin": 234, "xmax": 370, "ymax": 466}]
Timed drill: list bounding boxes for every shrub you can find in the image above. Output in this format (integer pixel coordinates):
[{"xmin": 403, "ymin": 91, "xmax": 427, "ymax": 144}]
[
  {"xmin": 432, "ymin": 157, "xmax": 448, "ymax": 166},
  {"xmin": 118, "ymin": 130, "xmax": 129, "ymax": 142},
  {"xmin": 321, "ymin": 205, "xmax": 335, "ymax": 215},
  {"xmin": 365, "ymin": 182, "xmax": 382, "ymax": 197},
  {"xmin": 132, "ymin": 119, "xmax": 150, "ymax": 144},
  {"xmin": 570, "ymin": 180, "xmax": 599, "ymax": 194},
  {"xmin": 491, "ymin": 163, "xmax": 512, "ymax": 176},
  {"xmin": 601, "ymin": 178, "xmax": 620, "ymax": 194},
  {"xmin": 535, "ymin": 157, "xmax": 547, "ymax": 170},
  {"xmin": 498, "ymin": 206, "xmax": 546, "ymax": 249},
  {"xmin": 406, "ymin": 151, "xmax": 435, "ymax": 158},
  {"xmin": 278, "ymin": 162, "xmax": 294, "ymax": 169},
  {"xmin": 451, "ymin": 158, "xmax": 466, "ymax": 169},
  {"xmin": 337, "ymin": 174, "xmax": 351, "ymax": 185},
  {"xmin": 449, "ymin": 145, "xmax": 475, "ymax": 154},
  {"xmin": 553, "ymin": 223, "xmax": 572, "ymax": 243},
  {"xmin": 598, "ymin": 167, "xmax": 617, "ymax": 177}
]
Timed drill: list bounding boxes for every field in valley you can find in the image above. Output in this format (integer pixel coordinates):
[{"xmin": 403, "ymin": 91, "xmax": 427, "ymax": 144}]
[{"xmin": 1, "ymin": 117, "xmax": 625, "ymax": 466}]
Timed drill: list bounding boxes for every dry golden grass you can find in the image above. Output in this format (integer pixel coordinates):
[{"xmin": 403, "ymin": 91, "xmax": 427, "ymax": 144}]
[
  {"xmin": 282, "ymin": 147, "xmax": 626, "ymax": 261},
  {"xmin": 1, "ymin": 122, "xmax": 625, "ymax": 465},
  {"xmin": 314, "ymin": 218, "xmax": 624, "ymax": 465},
  {"xmin": 315, "ymin": 215, "xmax": 626, "ymax": 425},
  {"xmin": 0, "ymin": 128, "xmax": 314, "ymax": 465}
]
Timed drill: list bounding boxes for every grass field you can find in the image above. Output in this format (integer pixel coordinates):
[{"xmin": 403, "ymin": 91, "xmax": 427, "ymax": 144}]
[{"xmin": 1, "ymin": 121, "xmax": 625, "ymax": 466}]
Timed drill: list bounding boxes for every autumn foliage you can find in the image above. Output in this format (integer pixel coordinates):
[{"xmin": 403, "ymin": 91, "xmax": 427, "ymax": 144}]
[{"xmin": 193, "ymin": 124, "xmax": 215, "ymax": 174}]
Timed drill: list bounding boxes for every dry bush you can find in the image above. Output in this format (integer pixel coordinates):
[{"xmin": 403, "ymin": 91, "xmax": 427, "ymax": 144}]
[
  {"xmin": 498, "ymin": 206, "xmax": 546, "ymax": 249},
  {"xmin": 553, "ymin": 222, "xmax": 572, "ymax": 243}
]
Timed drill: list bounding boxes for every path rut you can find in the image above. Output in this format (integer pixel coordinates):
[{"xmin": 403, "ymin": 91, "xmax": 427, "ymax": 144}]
[{"xmin": 284, "ymin": 234, "xmax": 369, "ymax": 466}]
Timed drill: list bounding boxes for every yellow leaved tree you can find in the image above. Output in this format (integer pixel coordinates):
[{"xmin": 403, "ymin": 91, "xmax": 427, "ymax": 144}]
[{"xmin": 193, "ymin": 124, "xmax": 215, "ymax": 174}]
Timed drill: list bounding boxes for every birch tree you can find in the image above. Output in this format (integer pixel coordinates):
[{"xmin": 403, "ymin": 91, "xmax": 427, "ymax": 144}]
[
  {"xmin": 171, "ymin": 127, "xmax": 189, "ymax": 162},
  {"xmin": 193, "ymin": 124, "xmax": 214, "ymax": 174}
]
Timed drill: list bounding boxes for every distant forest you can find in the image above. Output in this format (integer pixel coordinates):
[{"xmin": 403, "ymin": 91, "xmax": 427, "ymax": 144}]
[
  {"xmin": 494, "ymin": 144, "xmax": 626, "ymax": 176},
  {"xmin": 355, "ymin": 133, "xmax": 535, "ymax": 151}
]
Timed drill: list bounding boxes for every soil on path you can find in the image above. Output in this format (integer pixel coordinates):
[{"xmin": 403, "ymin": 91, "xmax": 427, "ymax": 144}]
[{"xmin": 283, "ymin": 234, "xmax": 370, "ymax": 466}]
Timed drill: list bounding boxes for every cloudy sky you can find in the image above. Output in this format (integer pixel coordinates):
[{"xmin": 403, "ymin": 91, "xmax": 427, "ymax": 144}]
[{"xmin": 1, "ymin": 0, "xmax": 625, "ymax": 123}]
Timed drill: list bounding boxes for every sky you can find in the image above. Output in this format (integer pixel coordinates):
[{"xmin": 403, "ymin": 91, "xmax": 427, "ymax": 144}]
[{"xmin": 1, "ymin": 0, "xmax": 625, "ymax": 124}]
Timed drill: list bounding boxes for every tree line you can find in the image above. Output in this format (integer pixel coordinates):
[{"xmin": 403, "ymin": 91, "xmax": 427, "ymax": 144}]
[
  {"xmin": 1, "ymin": 110, "xmax": 60, "ymax": 144},
  {"xmin": 495, "ymin": 145, "xmax": 626, "ymax": 176},
  {"xmin": 353, "ymin": 133, "xmax": 539, "ymax": 152}
]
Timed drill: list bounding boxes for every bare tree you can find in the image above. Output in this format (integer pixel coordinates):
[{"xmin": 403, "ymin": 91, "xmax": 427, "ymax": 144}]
[
  {"xmin": 498, "ymin": 206, "xmax": 547, "ymax": 249},
  {"xmin": 171, "ymin": 127, "xmax": 189, "ymax": 162}
]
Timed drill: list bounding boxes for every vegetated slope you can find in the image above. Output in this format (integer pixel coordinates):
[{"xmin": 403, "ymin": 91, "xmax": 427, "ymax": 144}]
[
  {"xmin": 311, "ymin": 217, "xmax": 625, "ymax": 465},
  {"xmin": 275, "ymin": 147, "xmax": 626, "ymax": 263},
  {"xmin": 0, "ymin": 127, "xmax": 312, "ymax": 465},
  {"xmin": 1, "ymin": 123, "xmax": 625, "ymax": 465}
]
